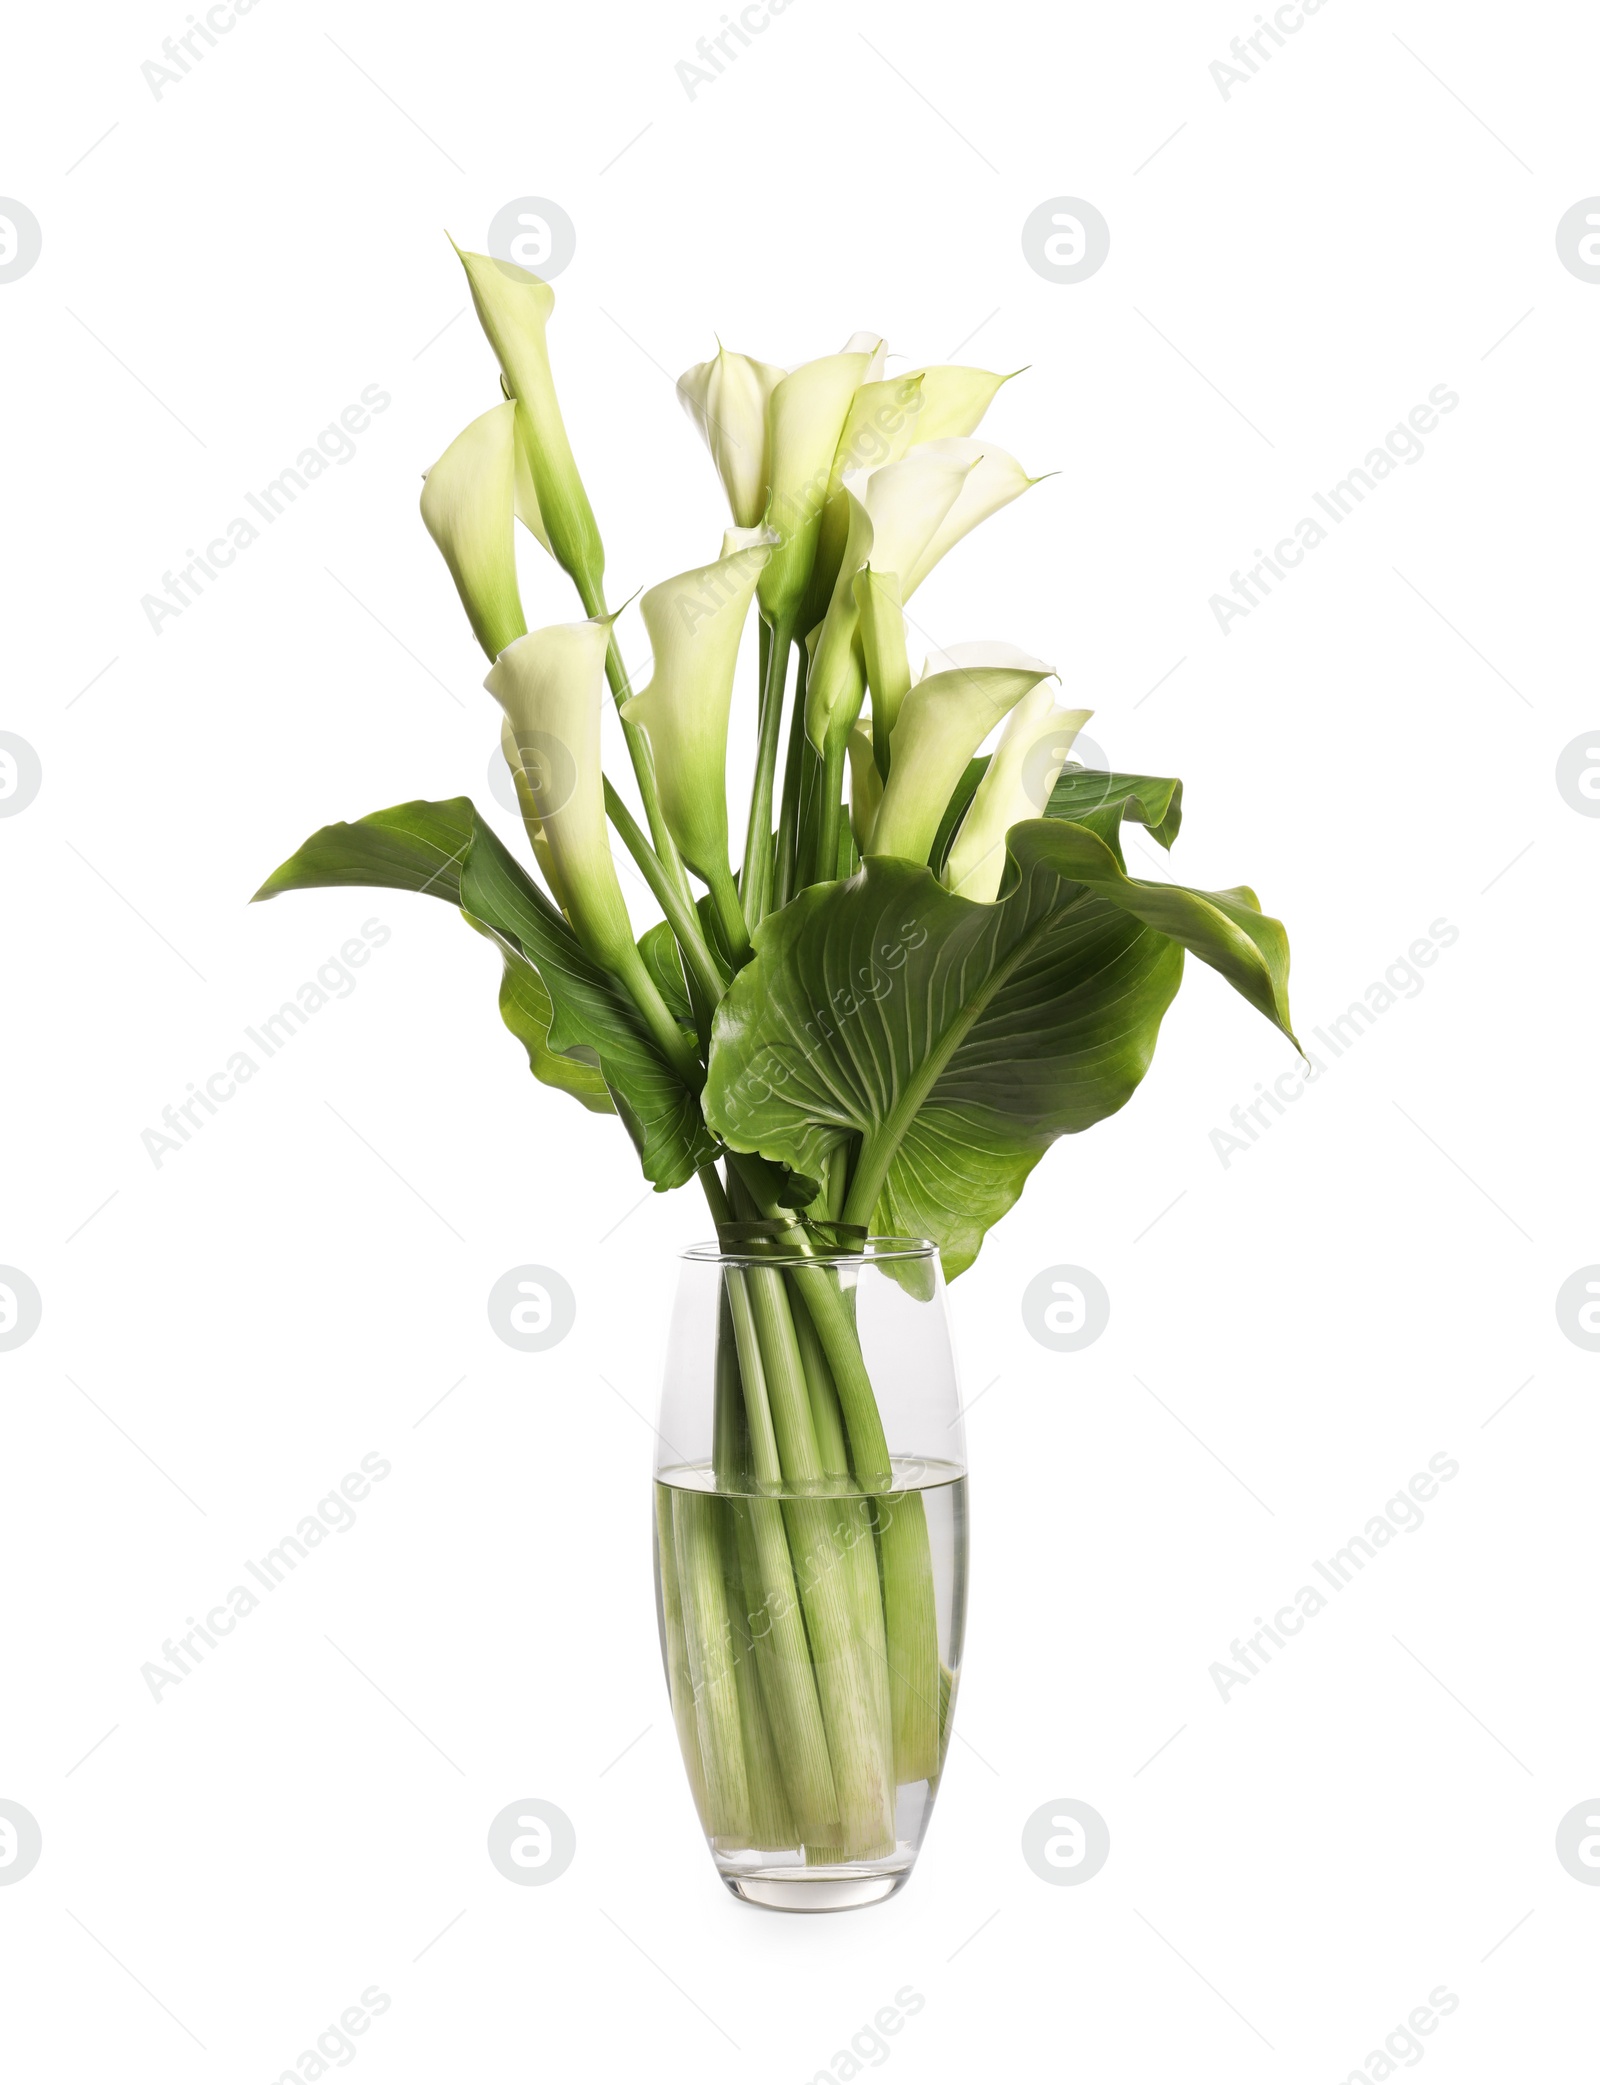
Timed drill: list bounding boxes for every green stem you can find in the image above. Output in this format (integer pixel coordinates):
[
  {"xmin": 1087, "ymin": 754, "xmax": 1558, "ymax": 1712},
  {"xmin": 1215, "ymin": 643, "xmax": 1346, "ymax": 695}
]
[
  {"xmin": 705, "ymin": 862, "xmax": 753, "ymax": 970},
  {"xmin": 876, "ymin": 1491, "xmax": 941, "ymax": 1784},
  {"xmin": 729, "ymin": 1494, "xmax": 836, "ymax": 1840},
  {"xmin": 698, "ymin": 1166, "xmax": 838, "ymax": 1837},
  {"xmin": 573, "ymin": 570, "xmax": 697, "ymax": 916},
  {"xmin": 655, "ymin": 1482, "xmax": 711, "ymax": 1832},
  {"xmin": 613, "ymin": 944, "xmax": 703, "ymax": 1090},
  {"xmin": 773, "ymin": 645, "xmax": 808, "ymax": 913},
  {"xmin": 741, "ymin": 615, "xmax": 795, "ymax": 928},
  {"xmin": 811, "ymin": 739, "xmax": 846, "ymax": 890},
  {"xmin": 604, "ymin": 779, "xmax": 726, "ymax": 1010},
  {"xmin": 720, "ymin": 1504, "xmax": 796, "ymax": 1850},
  {"xmin": 673, "ymin": 1489, "xmax": 751, "ymax": 1844}
]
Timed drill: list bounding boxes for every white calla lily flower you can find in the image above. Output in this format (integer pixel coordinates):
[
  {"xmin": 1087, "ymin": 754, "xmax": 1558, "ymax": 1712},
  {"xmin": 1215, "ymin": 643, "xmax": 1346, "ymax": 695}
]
[
  {"xmin": 484, "ymin": 618, "xmax": 635, "ymax": 970},
  {"xmin": 851, "ymin": 445, "xmax": 976, "ymax": 584},
  {"xmin": 420, "ymin": 401, "xmax": 527, "ymax": 662},
  {"xmin": 943, "ymin": 682, "xmax": 1092, "ymax": 902},
  {"xmin": 870, "ymin": 644, "xmax": 1057, "ymax": 866},
  {"xmin": 623, "ymin": 529, "xmax": 773, "ymax": 938},
  {"xmin": 455, "ymin": 247, "xmax": 605, "ymax": 600},
  {"xmin": 758, "ymin": 347, "xmax": 877, "ymax": 629},
  {"xmin": 676, "ymin": 344, "xmax": 787, "ymax": 530},
  {"xmin": 897, "ymin": 440, "xmax": 1041, "ymax": 597},
  {"xmin": 841, "ymin": 330, "xmax": 887, "ymax": 382}
]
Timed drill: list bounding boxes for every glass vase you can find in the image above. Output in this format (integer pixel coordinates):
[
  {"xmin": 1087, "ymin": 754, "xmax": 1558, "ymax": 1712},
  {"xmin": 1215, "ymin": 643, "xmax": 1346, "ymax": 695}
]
[{"xmin": 652, "ymin": 1235, "xmax": 968, "ymax": 1911}]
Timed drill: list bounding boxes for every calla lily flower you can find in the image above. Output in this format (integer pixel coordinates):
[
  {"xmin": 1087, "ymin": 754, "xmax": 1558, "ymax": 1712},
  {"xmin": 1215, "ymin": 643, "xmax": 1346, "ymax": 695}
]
[
  {"xmin": 869, "ymin": 644, "xmax": 1056, "ymax": 866},
  {"xmin": 420, "ymin": 401, "xmax": 527, "ymax": 663},
  {"xmin": 830, "ymin": 363, "xmax": 1012, "ymax": 485},
  {"xmin": 806, "ymin": 447, "xmax": 971, "ymax": 756},
  {"xmin": 906, "ymin": 364, "xmax": 1015, "ymax": 443},
  {"xmin": 846, "ymin": 720, "xmax": 883, "ymax": 852},
  {"xmin": 832, "ymin": 372, "xmax": 925, "ymax": 481},
  {"xmin": 676, "ymin": 344, "xmax": 787, "ymax": 529},
  {"xmin": 758, "ymin": 346, "xmax": 877, "ymax": 631},
  {"xmin": 622, "ymin": 528, "xmax": 773, "ymax": 926},
  {"xmin": 455, "ymin": 246, "xmax": 605, "ymax": 603},
  {"xmin": 853, "ymin": 445, "xmax": 975, "ymax": 583},
  {"xmin": 943, "ymin": 682, "xmax": 1092, "ymax": 902},
  {"xmin": 841, "ymin": 330, "xmax": 887, "ymax": 382},
  {"xmin": 896, "ymin": 440, "xmax": 1040, "ymax": 598},
  {"xmin": 484, "ymin": 617, "xmax": 635, "ymax": 971}
]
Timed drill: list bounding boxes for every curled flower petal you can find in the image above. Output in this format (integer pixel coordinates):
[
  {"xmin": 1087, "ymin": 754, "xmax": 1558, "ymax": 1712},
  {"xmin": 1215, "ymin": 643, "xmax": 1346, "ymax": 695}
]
[
  {"xmin": 944, "ymin": 683, "xmax": 1092, "ymax": 902},
  {"xmin": 676, "ymin": 344, "xmax": 786, "ymax": 529},
  {"xmin": 898, "ymin": 440, "xmax": 1040, "ymax": 598},
  {"xmin": 420, "ymin": 400, "xmax": 527, "ymax": 662},
  {"xmin": 758, "ymin": 348, "xmax": 876, "ymax": 630},
  {"xmin": 622, "ymin": 529, "xmax": 773, "ymax": 885},
  {"xmin": 484, "ymin": 617, "xmax": 635, "ymax": 969},
  {"xmin": 870, "ymin": 645, "xmax": 1056, "ymax": 866},
  {"xmin": 456, "ymin": 246, "xmax": 604, "ymax": 600}
]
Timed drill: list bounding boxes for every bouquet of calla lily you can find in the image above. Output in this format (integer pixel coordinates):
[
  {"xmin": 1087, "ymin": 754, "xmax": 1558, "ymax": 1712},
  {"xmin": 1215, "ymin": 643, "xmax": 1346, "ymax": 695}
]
[{"xmin": 256, "ymin": 250, "xmax": 1296, "ymax": 1899}]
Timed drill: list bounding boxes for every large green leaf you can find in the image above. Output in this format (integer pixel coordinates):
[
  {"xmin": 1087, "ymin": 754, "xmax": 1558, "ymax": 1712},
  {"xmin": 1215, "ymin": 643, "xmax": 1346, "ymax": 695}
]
[
  {"xmin": 1046, "ymin": 765, "xmax": 1183, "ymax": 849},
  {"xmin": 704, "ymin": 819, "xmax": 1294, "ymax": 1275},
  {"xmin": 255, "ymin": 798, "xmax": 717, "ymax": 1189}
]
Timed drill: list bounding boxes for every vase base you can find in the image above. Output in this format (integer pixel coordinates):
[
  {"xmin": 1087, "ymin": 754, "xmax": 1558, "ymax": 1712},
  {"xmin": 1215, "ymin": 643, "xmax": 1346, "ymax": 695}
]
[{"xmin": 722, "ymin": 1866, "xmax": 912, "ymax": 1913}]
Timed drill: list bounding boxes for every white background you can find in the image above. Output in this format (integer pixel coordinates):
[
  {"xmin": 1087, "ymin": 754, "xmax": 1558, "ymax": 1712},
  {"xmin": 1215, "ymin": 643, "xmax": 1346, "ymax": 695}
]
[{"xmin": 3, "ymin": 0, "xmax": 1598, "ymax": 2077}]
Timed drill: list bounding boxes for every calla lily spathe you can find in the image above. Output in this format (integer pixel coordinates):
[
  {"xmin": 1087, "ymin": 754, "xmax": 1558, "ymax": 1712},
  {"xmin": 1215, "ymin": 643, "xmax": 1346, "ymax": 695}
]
[
  {"xmin": 868, "ymin": 644, "xmax": 1057, "ymax": 866},
  {"xmin": 676, "ymin": 345, "xmax": 787, "ymax": 529},
  {"xmin": 455, "ymin": 247, "xmax": 605, "ymax": 603},
  {"xmin": 854, "ymin": 439, "xmax": 1039, "ymax": 601},
  {"xmin": 484, "ymin": 618, "xmax": 635, "ymax": 972},
  {"xmin": 804, "ymin": 449, "xmax": 971, "ymax": 757},
  {"xmin": 420, "ymin": 401, "xmax": 527, "ymax": 663},
  {"xmin": 944, "ymin": 682, "xmax": 1092, "ymax": 903},
  {"xmin": 622, "ymin": 529, "xmax": 773, "ymax": 901},
  {"xmin": 841, "ymin": 330, "xmax": 887, "ymax": 382},
  {"xmin": 757, "ymin": 346, "xmax": 877, "ymax": 630}
]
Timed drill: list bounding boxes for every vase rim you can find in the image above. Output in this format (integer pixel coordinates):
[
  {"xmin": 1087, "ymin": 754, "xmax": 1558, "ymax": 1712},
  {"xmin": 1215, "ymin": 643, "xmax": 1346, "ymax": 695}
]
[{"xmin": 680, "ymin": 1233, "xmax": 938, "ymax": 1268}]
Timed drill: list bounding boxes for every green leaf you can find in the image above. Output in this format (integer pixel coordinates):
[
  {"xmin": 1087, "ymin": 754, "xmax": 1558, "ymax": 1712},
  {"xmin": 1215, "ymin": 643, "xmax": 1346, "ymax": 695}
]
[
  {"xmin": 256, "ymin": 798, "xmax": 717, "ymax": 1190},
  {"xmin": 1047, "ymin": 766, "xmax": 1183, "ymax": 850},
  {"xmin": 638, "ymin": 919, "xmax": 694, "ymax": 1027},
  {"xmin": 463, "ymin": 914, "xmax": 614, "ymax": 1115},
  {"xmin": 705, "ymin": 820, "xmax": 1293, "ymax": 1276}
]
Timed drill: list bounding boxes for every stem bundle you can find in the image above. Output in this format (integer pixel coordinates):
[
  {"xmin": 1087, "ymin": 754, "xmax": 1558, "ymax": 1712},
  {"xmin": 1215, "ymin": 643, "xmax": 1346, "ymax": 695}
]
[{"xmin": 659, "ymin": 1216, "xmax": 946, "ymax": 1864}]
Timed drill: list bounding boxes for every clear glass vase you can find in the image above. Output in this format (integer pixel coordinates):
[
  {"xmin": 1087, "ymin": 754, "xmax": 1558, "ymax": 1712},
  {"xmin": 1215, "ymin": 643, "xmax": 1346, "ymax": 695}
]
[{"xmin": 652, "ymin": 1235, "xmax": 969, "ymax": 1911}]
